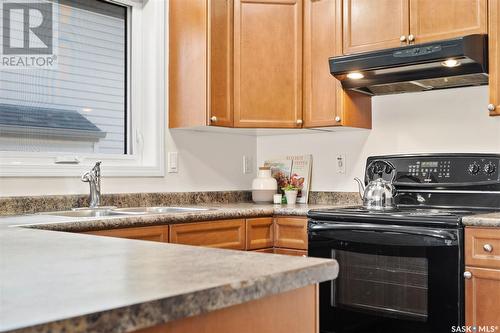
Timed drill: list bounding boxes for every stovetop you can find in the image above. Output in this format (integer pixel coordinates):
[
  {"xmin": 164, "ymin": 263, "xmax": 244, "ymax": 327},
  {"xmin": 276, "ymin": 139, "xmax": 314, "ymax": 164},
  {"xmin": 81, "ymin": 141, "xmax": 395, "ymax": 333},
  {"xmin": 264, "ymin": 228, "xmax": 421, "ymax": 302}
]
[{"xmin": 307, "ymin": 206, "xmax": 498, "ymax": 228}]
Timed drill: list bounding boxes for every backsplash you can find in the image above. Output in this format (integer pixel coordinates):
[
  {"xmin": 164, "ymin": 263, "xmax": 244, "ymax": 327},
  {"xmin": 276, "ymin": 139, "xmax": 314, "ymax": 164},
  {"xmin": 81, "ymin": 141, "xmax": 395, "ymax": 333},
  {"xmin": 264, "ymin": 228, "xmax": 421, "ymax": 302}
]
[{"xmin": 0, "ymin": 191, "xmax": 360, "ymax": 216}]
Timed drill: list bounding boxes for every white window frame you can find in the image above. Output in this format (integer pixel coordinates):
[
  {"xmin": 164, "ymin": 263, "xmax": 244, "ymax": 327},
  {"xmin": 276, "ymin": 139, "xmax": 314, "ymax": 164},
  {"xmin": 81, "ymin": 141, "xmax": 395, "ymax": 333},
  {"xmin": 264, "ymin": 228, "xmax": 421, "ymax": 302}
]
[{"xmin": 0, "ymin": 0, "xmax": 165, "ymax": 177}]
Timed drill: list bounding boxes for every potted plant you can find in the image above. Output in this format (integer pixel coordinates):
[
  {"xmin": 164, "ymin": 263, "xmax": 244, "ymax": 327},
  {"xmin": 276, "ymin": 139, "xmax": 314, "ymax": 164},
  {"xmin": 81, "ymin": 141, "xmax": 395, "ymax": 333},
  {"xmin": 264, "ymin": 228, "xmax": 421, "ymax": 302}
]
[{"xmin": 282, "ymin": 184, "xmax": 299, "ymax": 205}]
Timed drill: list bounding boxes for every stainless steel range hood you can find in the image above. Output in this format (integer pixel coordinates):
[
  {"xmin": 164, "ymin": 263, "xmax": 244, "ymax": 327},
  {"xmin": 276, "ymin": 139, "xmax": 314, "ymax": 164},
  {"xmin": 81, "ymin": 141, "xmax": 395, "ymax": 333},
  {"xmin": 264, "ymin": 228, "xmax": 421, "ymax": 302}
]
[{"xmin": 329, "ymin": 34, "xmax": 488, "ymax": 96}]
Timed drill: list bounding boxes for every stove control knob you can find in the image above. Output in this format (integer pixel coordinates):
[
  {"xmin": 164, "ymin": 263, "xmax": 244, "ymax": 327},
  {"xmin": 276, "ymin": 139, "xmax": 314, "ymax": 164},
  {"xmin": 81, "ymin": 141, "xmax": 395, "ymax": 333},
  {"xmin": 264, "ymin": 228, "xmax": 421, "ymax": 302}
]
[
  {"xmin": 468, "ymin": 162, "xmax": 480, "ymax": 175},
  {"xmin": 484, "ymin": 162, "xmax": 496, "ymax": 175}
]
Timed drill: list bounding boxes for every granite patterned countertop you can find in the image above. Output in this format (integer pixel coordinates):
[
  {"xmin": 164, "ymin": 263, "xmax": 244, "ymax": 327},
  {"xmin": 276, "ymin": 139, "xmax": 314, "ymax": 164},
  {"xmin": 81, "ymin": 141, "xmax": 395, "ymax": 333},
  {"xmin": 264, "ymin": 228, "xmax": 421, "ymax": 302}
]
[
  {"xmin": 2, "ymin": 203, "xmax": 351, "ymax": 233},
  {"xmin": 462, "ymin": 212, "xmax": 500, "ymax": 227},
  {"xmin": 0, "ymin": 202, "xmax": 341, "ymax": 333}
]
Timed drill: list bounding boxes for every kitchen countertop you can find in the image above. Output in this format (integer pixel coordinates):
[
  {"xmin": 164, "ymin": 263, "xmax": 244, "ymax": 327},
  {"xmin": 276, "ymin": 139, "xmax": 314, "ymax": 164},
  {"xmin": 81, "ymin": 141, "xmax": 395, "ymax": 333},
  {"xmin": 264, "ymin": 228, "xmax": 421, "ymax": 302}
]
[
  {"xmin": 3, "ymin": 203, "xmax": 350, "ymax": 232},
  {"xmin": 462, "ymin": 212, "xmax": 500, "ymax": 227},
  {"xmin": 0, "ymin": 203, "xmax": 342, "ymax": 333}
]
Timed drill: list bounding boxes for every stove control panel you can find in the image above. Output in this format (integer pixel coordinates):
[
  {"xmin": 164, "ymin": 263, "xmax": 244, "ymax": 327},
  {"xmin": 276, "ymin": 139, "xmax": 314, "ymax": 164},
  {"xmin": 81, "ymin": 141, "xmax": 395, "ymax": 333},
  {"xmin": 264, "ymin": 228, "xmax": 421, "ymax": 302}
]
[{"xmin": 366, "ymin": 155, "xmax": 500, "ymax": 186}]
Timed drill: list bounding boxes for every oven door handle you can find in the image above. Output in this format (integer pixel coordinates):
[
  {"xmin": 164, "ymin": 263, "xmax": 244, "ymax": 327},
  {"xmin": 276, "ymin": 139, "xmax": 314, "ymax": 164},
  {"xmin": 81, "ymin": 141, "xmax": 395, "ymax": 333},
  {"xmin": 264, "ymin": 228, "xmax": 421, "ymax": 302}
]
[{"xmin": 309, "ymin": 222, "xmax": 458, "ymax": 241}]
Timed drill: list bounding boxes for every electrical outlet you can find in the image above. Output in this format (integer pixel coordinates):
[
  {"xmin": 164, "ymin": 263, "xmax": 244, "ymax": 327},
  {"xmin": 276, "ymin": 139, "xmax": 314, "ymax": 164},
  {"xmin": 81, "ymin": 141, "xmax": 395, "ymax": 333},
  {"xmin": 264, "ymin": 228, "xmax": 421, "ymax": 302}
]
[
  {"xmin": 336, "ymin": 154, "xmax": 346, "ymax": 174},
  {"xmin": 167, "ymin": 152, "xmax": 178, "ymax": 173},
  {"xmin": 243, "ymin": 155, "xmax": 253, "ymax": 174}
]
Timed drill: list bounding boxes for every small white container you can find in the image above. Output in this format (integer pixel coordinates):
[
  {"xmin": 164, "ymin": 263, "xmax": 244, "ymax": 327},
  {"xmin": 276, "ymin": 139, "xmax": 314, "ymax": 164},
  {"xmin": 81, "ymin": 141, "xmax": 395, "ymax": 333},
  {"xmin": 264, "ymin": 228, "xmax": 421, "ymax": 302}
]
[
  {"xmin": 252, "ymin": 167, "xmax": 278, "ymax": 203},
  {"xmin": 273, "ymin": 194, "xmax": 283, "ymax": 204},
  {"xmin": 284, "ymin": 190, "xmax": 298, "ymax": 205}
]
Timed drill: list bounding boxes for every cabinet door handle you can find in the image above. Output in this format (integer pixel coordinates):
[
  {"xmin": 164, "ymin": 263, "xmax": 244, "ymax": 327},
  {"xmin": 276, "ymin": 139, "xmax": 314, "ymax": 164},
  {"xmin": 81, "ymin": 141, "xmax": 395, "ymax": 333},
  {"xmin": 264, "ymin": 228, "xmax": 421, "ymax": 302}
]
[
  {"xmin": 408, "ymin": 34, "xmax": 415, "ymax": 43},
  {"xmin": 210, "ymin": 116, "xmax": 218, "ymax": 123},
  {"xmin": 463, "ymin": 271, "xmax": 472, "ymax": 279},
  {"xmin": 335, "ymin": 116, "xmax": 341, "ymax": 122},
  {"xmin": 399, "ymin": 35, "xmax": 407, "ymax": 43},
  {"xmin": 483, "ymin": 244, "xmax": 494, "ymax": 252},
  {"xmin": 488, "ymin": 104, "xmax": 496, "ymax": 112},
  {"xmin": 296, "ymin": 119, "xmax": 303, "ymax": 125}
]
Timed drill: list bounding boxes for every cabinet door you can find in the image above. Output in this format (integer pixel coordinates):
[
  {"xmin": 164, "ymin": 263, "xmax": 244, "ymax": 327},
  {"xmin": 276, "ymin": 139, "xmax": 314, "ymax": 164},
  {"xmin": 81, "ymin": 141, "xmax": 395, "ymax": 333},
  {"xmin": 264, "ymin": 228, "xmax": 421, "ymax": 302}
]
[
  {"xmin": 86, "ymin": 226, "xmax": 169, "ymax": 243},
  {"xmin": 409, "ymin": 0, "xmax": 487, "ymax": 44},
  {"xmin": 489, "ymin": 0, "xmax": 500, "ymax": 116},
  {"xmin": 169, "ymin": 219, "xmax": 246, "ymax": 250},
  {"xmin": 303, "ymin": 0, "xmax": 372, "ymax": 128},
  {"xmin": 233, "ymin": 0, "xmax": 303, "ymax": 128},
  {"xmin": 209, "ymin": 0, "xmax": 234, "ymax": 127},
  {"xmin": 274, "ymin": 217, "xmax": 308, "ymax": 250},
  {"xmin": 465, "ymin": 267, "xmax": 500, "ymax": 328},
  {"xmin": 343, "ymin": 0, "xmax": 409, "ymax": 54},
  {"xmin": 246, "ymin": 217, "xmax": 274, "ymax": 250}
]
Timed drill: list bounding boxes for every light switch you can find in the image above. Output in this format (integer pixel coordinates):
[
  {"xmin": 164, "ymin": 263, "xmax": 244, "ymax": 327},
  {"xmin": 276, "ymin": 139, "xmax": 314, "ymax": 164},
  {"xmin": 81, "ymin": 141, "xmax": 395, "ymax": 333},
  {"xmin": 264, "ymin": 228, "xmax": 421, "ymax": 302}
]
[
  {"xmin": 168, "ymin": 152, "xmax": 178, "ymax": 173},
  {"xmin": 336, "ymin": 154, "xmax": 346, "ymax": 174}
]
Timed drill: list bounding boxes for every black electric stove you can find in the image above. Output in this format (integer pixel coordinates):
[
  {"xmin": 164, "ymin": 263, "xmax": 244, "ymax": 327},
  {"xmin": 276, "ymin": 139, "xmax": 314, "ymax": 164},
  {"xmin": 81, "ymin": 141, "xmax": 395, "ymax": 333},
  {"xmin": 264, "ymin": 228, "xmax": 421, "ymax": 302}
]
[{"xmin": 308, "ymin": 154, "xmax": 500, "ymax": 333}]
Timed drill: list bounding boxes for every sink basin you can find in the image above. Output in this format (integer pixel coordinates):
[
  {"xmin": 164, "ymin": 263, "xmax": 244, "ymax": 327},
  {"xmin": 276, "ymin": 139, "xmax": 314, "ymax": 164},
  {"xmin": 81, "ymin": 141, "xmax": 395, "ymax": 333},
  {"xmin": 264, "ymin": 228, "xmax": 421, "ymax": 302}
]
[
  {"xmin": 111, "ymin": 207, "xmax": 213, "ymax": 214},
  {"xmin": 44, "ymin": 208, "xmax": 128, "ymax": 218}
]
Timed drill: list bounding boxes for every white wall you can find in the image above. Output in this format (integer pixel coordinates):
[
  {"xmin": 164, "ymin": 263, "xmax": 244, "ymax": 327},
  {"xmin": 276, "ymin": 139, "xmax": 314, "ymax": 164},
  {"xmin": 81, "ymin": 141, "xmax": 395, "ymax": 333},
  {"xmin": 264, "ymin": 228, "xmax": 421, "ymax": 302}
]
[
  {"xmin": 0, "ymin": 129, "xmax": 257, "ymax": 196},
  {"xmin": 257, "ymin": 86, "xmax": 500, "ymax": 192}
]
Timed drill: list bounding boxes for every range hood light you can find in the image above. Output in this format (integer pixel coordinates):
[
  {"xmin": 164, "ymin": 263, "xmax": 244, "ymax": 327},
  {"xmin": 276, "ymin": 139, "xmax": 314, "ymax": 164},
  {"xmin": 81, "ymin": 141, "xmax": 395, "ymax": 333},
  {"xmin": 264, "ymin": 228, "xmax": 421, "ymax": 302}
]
[
  {"xmin": 346, "ymin": 72, "xmax": 364, "ymax": 79},
  {"xmin": 441, "ymin": 59, "xmax": 461, "ymax": 68}
]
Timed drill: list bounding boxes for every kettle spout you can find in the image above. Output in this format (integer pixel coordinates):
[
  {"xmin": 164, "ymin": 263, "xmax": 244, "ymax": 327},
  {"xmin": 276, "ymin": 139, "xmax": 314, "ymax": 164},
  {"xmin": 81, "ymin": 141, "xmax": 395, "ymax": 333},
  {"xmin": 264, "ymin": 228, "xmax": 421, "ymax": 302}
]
[{"xmin": 354, "ymin": 177, "xmax": 365, "ymax": 200}]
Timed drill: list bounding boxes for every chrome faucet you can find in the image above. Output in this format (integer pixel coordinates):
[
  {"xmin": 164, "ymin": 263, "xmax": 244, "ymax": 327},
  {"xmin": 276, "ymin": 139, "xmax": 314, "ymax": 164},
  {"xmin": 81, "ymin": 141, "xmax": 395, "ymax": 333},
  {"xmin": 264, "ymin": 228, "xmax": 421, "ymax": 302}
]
[{"xmin": 82, "ymin": 161, "xmax": 102, "ymax": 208}]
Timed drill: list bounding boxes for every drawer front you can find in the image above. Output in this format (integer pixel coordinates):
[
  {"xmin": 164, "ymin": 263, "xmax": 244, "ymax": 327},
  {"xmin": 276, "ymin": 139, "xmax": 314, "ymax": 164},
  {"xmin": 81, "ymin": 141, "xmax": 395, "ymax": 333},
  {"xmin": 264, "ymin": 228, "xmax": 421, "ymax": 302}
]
[
  {"xmin": 465, "ymin": 228, "xmax": 500, "ymax": 269},
  {"xmin": 169, "ymin": 219, "xmax": 246, "ymax": 250},
  {"xmin": 274, "ymin": 217, "xmax": 308, "ymax": 250},
  {"xmin": 86, "ymin": 225, "xmax": 169, "ymax": 243},
  {"xmin": 274, "ymin": 248, "xmax": 307, "ymax": 257},
  {"xmin": 246, "ymin": 217, "xmax": 274, "ymax": 250}
]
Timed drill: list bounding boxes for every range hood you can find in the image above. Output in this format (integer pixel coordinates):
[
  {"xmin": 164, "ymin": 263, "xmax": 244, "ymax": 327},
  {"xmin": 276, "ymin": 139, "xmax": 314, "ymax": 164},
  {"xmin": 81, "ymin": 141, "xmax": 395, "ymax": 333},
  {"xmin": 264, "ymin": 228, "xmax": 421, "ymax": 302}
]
[{"xmin": 329, "ymin": 34, "xmax": 488, "ymax": 96}]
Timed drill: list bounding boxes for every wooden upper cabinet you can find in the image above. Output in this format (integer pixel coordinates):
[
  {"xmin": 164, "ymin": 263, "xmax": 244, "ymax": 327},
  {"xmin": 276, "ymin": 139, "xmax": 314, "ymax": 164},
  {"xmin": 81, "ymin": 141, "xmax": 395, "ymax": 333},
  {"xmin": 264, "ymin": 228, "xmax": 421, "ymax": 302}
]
[
  {"xmin": 409, "ymin": 0, "xmax": 487, "ymax": 44},
  {"xmin": 303, "ymin": 0, "xmax": 371, "ymax": 128},
  {"xmin": 342, "ymin": 0, "xmax": 409, "ymax": 54},
  {"xmin": 233, "ymin": 0, "xmax": 303, "ymax": 128},
  {"xmin": 169, "ymin": 0, "xmax": 232, "ymax": 128},
  {"xmin": 489, "ymin": 0, "xmax": 500, "ymax": 116}
]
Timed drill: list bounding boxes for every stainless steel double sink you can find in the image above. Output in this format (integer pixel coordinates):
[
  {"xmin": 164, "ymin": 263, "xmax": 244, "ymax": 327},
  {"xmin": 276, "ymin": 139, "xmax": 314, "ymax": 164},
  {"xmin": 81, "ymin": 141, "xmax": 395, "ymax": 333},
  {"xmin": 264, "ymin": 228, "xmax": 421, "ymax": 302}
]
[{"xmin": 44, "ymin": 206, "xmax": 212, "ymax": 218}]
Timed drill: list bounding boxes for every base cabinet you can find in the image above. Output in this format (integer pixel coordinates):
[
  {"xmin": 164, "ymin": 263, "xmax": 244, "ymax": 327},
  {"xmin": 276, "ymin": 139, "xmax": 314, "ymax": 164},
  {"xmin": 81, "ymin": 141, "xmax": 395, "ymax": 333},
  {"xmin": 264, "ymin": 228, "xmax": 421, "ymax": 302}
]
[
  {"xmin": 85, "ymin": 226, "xmax": 169, "ymax": 243},
  {"xmin": 465, "ymin": 227, "xmax": 500, "ymax": 327},
  {"xmin": 134, "ymin": 285, "xmax": 318, "ymax": 333}
]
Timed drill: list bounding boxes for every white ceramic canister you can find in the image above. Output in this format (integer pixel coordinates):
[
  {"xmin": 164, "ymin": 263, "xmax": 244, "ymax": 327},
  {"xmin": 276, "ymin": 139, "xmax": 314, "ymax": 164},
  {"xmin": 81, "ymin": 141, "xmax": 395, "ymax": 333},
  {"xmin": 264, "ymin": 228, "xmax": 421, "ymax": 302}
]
[{"xmin": 252, "ymin": 167, "xmax": 278, "ymax": 203}]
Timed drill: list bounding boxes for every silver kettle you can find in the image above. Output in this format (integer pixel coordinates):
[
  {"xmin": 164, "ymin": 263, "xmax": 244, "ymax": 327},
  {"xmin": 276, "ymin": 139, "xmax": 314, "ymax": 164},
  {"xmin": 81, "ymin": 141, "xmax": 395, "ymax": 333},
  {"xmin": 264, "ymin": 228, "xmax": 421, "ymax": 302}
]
[{"xmin": 354, "ymin": 160, "xmax": 397, "ymax": 210}]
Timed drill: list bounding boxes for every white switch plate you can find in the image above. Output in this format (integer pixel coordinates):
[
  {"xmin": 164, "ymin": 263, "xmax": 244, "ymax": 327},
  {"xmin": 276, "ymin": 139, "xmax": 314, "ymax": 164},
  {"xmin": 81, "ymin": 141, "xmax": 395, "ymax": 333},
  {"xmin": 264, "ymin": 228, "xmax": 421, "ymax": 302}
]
[
  {"xmin": 243, "ymin": 155, "xmax": 252, "ymax": 174},
  {"xmin": 336, "ymin": 154, "xmax": 346, "ymax": 174},
  {"xmin": 167, "ymin": 152, "xmax": 178, "ymax": 173}
]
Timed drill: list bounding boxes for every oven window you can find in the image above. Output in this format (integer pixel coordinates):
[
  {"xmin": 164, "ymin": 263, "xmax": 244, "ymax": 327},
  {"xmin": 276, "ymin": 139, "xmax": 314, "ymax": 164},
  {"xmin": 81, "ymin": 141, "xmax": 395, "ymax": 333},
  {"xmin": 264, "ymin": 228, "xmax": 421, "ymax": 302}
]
[{"xmin": 333, "ymin": 250, "xmax": 428, "ymax": 321}]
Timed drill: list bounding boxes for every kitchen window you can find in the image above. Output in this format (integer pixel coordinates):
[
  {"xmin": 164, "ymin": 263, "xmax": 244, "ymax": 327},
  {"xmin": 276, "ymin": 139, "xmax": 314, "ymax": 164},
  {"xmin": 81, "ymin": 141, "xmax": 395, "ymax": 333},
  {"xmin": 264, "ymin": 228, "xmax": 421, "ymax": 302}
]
[{"xmin": 0, "ymin": 0, "xmax": 165, "ymax": 176}]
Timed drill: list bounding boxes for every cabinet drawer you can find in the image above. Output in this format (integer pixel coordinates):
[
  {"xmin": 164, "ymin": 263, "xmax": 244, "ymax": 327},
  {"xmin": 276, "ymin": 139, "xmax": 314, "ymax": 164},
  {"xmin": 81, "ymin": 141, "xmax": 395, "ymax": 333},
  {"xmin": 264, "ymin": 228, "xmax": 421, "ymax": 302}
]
[
  {"xmin": 465, "ymin": 228, "xmax": 500, "ymax": 269},
  {"xmin": 274, "ymin": 217, "xmax": 308, "ymax": 250},
  {"xmin": 85, "ymin": 225, "xmax": 169, "ymax": 243},
  {"xmin": 274, "ymin": 248, "xmax": 307, "ymax": 257},
  {"xmin": 246, "ymin": 217, "xmax": 274, "ymax": 250},
  {"xmin": 169, "ymin": 219, "xmax": 246, "ymax": 250}
]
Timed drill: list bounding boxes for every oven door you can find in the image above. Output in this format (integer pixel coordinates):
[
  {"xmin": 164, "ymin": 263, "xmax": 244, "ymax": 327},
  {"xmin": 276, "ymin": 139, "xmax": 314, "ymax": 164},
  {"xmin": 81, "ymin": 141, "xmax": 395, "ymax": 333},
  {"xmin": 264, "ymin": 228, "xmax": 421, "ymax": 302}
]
[{"xmin": 308, "ymin": 220, "xmax": 463, "ymax": 333}]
